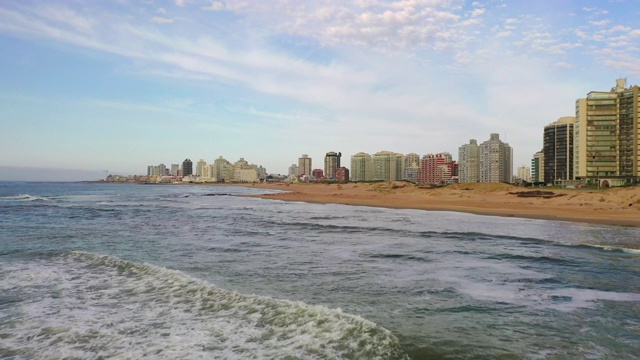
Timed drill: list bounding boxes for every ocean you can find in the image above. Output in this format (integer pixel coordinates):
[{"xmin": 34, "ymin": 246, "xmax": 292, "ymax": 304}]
[{"xmin": 1, "ymin": 182, "xmax": 639, "ymax": 359}]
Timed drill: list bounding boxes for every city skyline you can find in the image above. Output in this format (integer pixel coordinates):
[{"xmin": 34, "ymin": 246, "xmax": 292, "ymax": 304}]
[{"xmin": 1, "ymin": 1, "xmax": 640, "ymax": 181}]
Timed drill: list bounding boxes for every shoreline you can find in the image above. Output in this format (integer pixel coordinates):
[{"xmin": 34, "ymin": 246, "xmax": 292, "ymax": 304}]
[{"xmin": 223, "ymin": 181, "xmax": 640, "ymax": 228}]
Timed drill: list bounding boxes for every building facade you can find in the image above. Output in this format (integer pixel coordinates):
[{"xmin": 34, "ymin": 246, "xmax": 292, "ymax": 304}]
[
  {"xmin": 371, "ymin": 151, "xmax": 403, "ymax": 181},
  {"xmin": 531, "ymin": 151, "xmax": 544, "ymax": 183},
  {"xmin": 543, "ymin": 117, "xmax": 575, "ymax": 184},
  {"xmin": 212, "ymin": 156, "xmax": 232, "ymax": 182},
  {"xmin": 575, "ymin": 78, "xmax": 640, "ymax": 185},
  {"xmin": 324, "ymin": 152, "xmax": 342, "ymax": 180},
  {"xmin": 182, "ymin": 159, "xmax": 193, "ymax": 177},
  {"xmin": 312, "ymin": 168, "xmax": 324, "ymax": 180},
  {"xmin": 298, "ymin": 154, "xmax": 312, "ymax": 177},
  {"xmin": 350, "ymin": 152, "xmax": 372, "ymax": 181},
  {"xmin": 458, "ymin": 139, "xmax": 479, "ymax": 183},
  {"xmin": 196, "ymin": 159, "xmax": 207, "ymax": 177},
  {"xmin": 479, "ymin": 133, "xmax": 513, "ymax": 183},
  {"xmin": 336, "ymin": 167, "xmax": 350, "ymax": 182},
  {"xmin": 418, "ymin": 153, "xmax": 452, "ymax": 184}
]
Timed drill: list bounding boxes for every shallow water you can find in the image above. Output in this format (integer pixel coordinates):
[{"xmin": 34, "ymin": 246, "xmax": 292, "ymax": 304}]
[{"xmin": 1, "ymin": 182, "xmax": 639, "ymax": 359}]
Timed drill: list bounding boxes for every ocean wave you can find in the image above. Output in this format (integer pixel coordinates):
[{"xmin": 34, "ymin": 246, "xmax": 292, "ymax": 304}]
[
  {"xmin": 0, "ymin": 194, "xmax": 49, "ymax": 201},
  {"xmin": 564, "ymin": 243, "xmax": 640, "ymax": 254},
  {"xmin": 1, "ymin": 252, "xmax": 409, "ymax": 360}
]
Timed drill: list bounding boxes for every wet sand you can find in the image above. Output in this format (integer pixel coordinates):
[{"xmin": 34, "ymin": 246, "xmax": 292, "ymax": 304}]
[{"xmin": 234, "ymin": 181, "xmax": 640, "ymax": 228}]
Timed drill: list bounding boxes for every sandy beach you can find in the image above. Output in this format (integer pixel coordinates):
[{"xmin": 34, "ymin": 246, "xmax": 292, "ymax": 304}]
[{"xmin": 234, "ymin": 181, "xmax": 640, "ymax": 228}]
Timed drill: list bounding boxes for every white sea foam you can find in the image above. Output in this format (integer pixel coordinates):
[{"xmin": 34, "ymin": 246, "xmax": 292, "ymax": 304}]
[
  {"xmin": 0, "ymin": 194, "xmax": 48, "ymax": 201},
  {"xmin": 0, "ymin": 252, "xmax": 408, "ymax": 360},
  {"xmin": 425, "ymin": 259, "xmax": 640, "ymax": 312}
]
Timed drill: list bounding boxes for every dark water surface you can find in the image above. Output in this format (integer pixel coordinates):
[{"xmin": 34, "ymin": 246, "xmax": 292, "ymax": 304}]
[{"xmin": 1, "ymin": 182, "xmax": 639, "ymax": 359}]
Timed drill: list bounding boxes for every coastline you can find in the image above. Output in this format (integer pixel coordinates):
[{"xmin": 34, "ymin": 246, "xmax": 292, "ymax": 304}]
[{"xmin": 225, "ymin": 181, "xmax": 640, "ymax": 228}]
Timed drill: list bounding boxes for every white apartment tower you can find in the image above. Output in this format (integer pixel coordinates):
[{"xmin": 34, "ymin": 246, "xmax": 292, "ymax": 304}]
[{"xmin": 479, "ymin": 133, "xmax": 513, "ymax": 183}]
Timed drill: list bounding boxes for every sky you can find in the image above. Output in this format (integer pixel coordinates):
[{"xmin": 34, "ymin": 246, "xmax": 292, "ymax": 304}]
[{"xmin": 1, "ymin": 0, "xmax": 639, "ymax": 181}]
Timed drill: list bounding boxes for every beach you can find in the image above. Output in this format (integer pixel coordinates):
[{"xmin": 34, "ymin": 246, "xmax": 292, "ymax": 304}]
[{"xmin": 238, "ymin": 182, "xmax": 640, "ymax": 228}]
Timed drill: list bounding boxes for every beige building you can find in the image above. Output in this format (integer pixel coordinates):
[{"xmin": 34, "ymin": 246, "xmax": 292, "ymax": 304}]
[
  {"xmin": 196, "ymin": 159, "xmax": 207, "ymax": 177},
  {"xmin": 517, "ymin": 165, "xmax": 531, "ymax": 182},
  {"xmin": 531, "ymin": 151, "xmax": 544, "ymax": 183},
  {"xmin": 298, "ymin": 154, "xmax": 312, "ymax": 177},
  {"xmin": 350, "ymin": 152, "xmax": 372, "ymax": 181},
  {"xmin": 575, "ymin": 78, "xmax": 640, "ymax": 185},
  {"xmin": 372, "ymin": 151, "xmax": 404, "ymax": 181},
  {"xmin": 213, "ymin": 156, "xmax": 233, "ymax": 182},
  {"xmin": 458, "ymin": 139, "xmax": 479, "ymax": 183},
  {"xmin": 479, "ymin": 134, "xmax": 513, "ymax": 183}
]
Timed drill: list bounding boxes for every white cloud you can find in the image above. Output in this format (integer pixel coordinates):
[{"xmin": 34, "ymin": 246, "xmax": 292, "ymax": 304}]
[
  {"xmin": 553, "ymin": 61, "xmax": 574, "ymax": 69},
  {"xmin": 151, "ymin": 16, "xmax": 174, "ymax": 24},
  {"xmin": 202, "ymin": 1, "xmax": 225, "ymax": 11},
  {"xmin": 470, "ymin": 8, "xmax": 485, "ymax": 17}
]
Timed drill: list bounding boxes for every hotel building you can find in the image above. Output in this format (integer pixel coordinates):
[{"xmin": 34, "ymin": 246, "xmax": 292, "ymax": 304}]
[{"xmin": 575, "ymin": 78, "xmax": 640, "ymax": 185}]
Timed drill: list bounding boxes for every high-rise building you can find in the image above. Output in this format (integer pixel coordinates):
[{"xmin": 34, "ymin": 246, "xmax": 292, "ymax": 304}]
[
  {"xmin": 404, "ymin": 164, "xmax": 420, "ymax": 183},
  {"xmin": 196, "ymin": 159, "xmax": 207, "ymax": 177},
  {"xmin": 531, "ymin": 151, "xmax": 544, "ymax": 183},
  {"xmin": 298, "ymin": 154, "xmax": 312, "ymax": 177},
  {"xmin": 232, "ymin": 158, "xmax": 259, "ymax": 182},
  {"xmin": 350, "ymin": 152, "xmax": 372, "ymax": 181},
  {"xmin": 458, "ymin": 139, "xmax": 479, "ymax": 183},
  {"xmin": 517, "ymin": 165, "xmax": 531, "ymax": 183},
  {"xmin": 182, "ymin": 159, "xmax": 193, "ymax": 177},
  {"xmin": 418, "ymin": 153, "xmax": 452, "ymax": 184},
  {"xmin": 403, "ymin": 153, "xmax": 420, "ymax": 183},
  {"xmin": 371, "ymin": 151, "xmax": 403, "ymax": 181},
  {"xmin": 479, "ymin": 134, "xmax": 513, "ymax": 183},
  {"xmin": 543, "ymin": 117, "xmax": 575, "ymax": 184},
  {"xmin": 324, "ymin": 152, "xmax": 342, "ymax": 180},
  {"xmin": 288, "ymin": 164, "xmax": 298, "ymax": 180},
  {"xmin": 158, "ymin": 164, "xmax": 167, "ymax": 177},
  {"xmin": 575, "ymin": 78, "xmax": 640, "ymax": 185},
  {"xmin": 213, "ymin": 156, "xmax": 232, "ymax": 182},
  {"xmin": 170, "ymin": 164, "xmax": 180, "ymax": 176}
]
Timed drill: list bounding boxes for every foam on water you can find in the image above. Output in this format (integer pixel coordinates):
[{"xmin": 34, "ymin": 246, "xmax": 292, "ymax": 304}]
[
  {"xmin": 424, "ymin": 259, "xmax": 640, "ymax": 312},
  {"xmin": 0, "ymin": 194, "xmax": 49, "ymax": 201},
  {"xmin": 0, "ymin": 252, "xmax": 408, "ymax": 359}
]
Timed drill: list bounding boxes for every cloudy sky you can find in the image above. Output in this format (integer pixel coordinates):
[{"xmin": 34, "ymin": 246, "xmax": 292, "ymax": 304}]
[{"xmin": 1, "ymin": 0, "xmax": 639, "ymax": 181}]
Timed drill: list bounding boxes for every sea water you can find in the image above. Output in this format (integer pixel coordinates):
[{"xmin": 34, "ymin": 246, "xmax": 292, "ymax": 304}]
[{"xmin": 1, "ymin": 182, "xmax": 639, "ymax": 359}]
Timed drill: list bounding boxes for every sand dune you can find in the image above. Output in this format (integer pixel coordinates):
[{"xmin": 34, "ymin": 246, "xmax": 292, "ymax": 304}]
[{"xmin": 237, "ymin": 181, "xmax": 640, "ymax": 228}]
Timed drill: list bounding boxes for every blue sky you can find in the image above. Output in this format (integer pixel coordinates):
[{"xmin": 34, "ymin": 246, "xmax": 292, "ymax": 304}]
[{"xmin": 1, "ymin": 0, "xmax": 639, "ymax": 181}]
